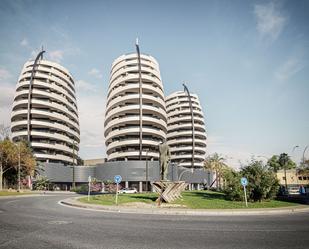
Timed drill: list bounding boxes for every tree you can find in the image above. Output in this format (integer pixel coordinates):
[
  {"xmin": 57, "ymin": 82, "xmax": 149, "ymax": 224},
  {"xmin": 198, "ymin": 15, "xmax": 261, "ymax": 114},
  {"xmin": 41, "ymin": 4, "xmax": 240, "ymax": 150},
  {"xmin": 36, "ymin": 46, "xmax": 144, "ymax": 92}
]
[
  {"xmin": 33, "ymin": 176, "xmax": 50, "ymax": 190},
  {"xmin": 222, "ymin": 167, "xmax": 242, "ymax": 201},
  {"xmin": 0, "ymin": 139, "xmax": 36, "ymax": 190},
  {"xmin": 204, "ymin": 153, "xmax": 227, "ymax": 190},
  {"xmin": 267, "ymin": 154, "xmax": 296, "ymax": 172},
  {"xmin": 0, "ymin": 124, "xmax": 10, "ymax": 141},
  {"xmin": 242, "ymin": 160, "xmax": 279, "ymax": 202}
]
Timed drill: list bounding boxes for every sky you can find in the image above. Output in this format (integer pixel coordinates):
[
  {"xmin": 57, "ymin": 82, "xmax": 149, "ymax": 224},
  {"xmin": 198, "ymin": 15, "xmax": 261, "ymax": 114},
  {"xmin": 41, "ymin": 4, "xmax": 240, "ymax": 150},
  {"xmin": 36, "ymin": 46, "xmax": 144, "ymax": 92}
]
[{"xmin": 0, "ymin": 0, "xmax": 308, "ymax": 168}]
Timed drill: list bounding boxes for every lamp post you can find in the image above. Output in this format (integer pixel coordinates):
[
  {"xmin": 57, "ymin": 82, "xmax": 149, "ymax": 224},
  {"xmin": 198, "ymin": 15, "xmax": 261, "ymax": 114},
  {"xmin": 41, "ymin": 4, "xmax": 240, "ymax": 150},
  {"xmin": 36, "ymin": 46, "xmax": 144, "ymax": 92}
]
[
  {"xmin": 145, "ymin": 149, "xmax": 149, "ymax": 192},
  {"xmin": 72, "ymin": 141, "xmax": 76, "ymax": 189},
  {"xmin": 302, "ymin": 145, "xmax": 308, "ymax": 166},
  {"xmin": 279, "ymin": 153, "xmax": 289, "ymax": 194},
  {"xmin": 17, "ymin": 142, "xmax": 21, "ymax": 192},
  {"xmin": 291, "ymin": 145, "xmax": 299, "ymax": 164}
]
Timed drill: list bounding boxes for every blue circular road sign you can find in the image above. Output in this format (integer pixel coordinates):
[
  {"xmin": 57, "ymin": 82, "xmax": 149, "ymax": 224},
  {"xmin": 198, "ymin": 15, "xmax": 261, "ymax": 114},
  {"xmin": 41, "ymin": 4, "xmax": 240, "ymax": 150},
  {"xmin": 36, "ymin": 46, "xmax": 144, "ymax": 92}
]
[
  {"xmin": 114, "ymin": 175, "xmax": 122, "ymax": 184},
  {"xmin": 241, "ymin": 177, "xmax": 248, "ymax": 186}
]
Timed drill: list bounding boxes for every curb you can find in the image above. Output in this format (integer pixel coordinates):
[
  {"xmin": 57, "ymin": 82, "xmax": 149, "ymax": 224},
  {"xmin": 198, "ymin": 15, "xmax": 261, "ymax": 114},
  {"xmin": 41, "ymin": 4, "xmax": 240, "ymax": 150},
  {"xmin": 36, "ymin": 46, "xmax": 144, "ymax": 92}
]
[
  {"xmin": 0, "ymin": 192, "xmax": 77, "ymax": 199},
  {"xmin": 59, "ymin": 197, "xmax": 309, "ymax": 216}
]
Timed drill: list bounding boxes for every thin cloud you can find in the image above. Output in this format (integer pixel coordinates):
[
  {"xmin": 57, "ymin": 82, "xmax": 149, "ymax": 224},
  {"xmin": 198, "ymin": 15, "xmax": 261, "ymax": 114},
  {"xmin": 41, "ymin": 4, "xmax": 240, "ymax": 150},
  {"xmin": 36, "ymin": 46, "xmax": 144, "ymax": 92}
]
[
  {"xmin": 254, "ymin": 2, "xmax": 287, "ymax": 42},
  {"xmin": 0, "ymin": 67, "xmax": 15, "ymax": 126},
  {"xmin": 76, "ymin": 80, "xmax": 97, "ymax": 92},
  {"xmin": 88, "ymin": 68, "xmax": 103, "ymax": 79},
  {"xmin": 20, "ymin": 38, "xmax": 29, "ymax": 47},
  {"xmin": 78, "ymin": 93, "xmax": 106, "ymax": 157},
  {"xmin": 275, "ymin": 57, "xmax": 305, "ymax": 81},
  {"xmin": 49, "ymin": 50, "xmax": 64, "ymax": 63},
  {"xmin": 0, "ymin": 67, "xmax": 12, "ymax": 80}
]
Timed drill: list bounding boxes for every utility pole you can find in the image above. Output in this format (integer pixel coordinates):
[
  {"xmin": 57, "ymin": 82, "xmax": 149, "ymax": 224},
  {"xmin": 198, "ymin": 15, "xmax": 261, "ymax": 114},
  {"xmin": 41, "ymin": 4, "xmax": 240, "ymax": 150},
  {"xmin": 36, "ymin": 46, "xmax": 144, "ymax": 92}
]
[
  {"xmin": 303, "ymin": 146, "xmax": 308, "ymax": 166},
  {"xmin": 145, "ymin": 150, "xmax": 149, "ymax": 192},
  {"xmin": 0, "ymin": 150, "xmax": 3, "ymax": 191},
  {"xmin": 279, "ymin": 153, "xmax": 289, "ymax": 193},
  {"xmin": 72, "ymin": 141, "xmax": 76, "ymax": 189},
  {"xmin": 18, "ymin": 142, "xmax": 21, "ymax": 192}
]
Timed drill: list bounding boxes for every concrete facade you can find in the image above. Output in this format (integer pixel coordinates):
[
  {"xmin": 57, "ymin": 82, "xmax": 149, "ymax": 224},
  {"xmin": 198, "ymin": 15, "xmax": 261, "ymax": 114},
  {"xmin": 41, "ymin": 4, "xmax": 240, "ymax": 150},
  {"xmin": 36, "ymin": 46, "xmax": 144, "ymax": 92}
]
[
  {"xmin": 276, "ymin": 169, "xmax": 309, "ymax": 186},
  {"xmin": 104, "ymin": 53, "xmax": 167, "ymax": 161},
  {"xmin": 166, "ymin": 91, "xmax": 207, "ymax": 168},
  {"xmin": 11, "ymin": 58, "xmax": 80, "ymax": 165},
  {"xmin": 40, "ymin": 161, "xmax": 213, "ymax": 191}
]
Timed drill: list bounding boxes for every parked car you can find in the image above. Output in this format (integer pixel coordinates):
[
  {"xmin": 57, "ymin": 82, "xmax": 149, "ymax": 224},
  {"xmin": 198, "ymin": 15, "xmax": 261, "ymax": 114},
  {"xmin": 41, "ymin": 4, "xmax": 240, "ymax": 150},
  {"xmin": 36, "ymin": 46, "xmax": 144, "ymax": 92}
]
[
  {"xmin": 118, "ymin": 188, "xmax": 137, "ymax": 194},
  {"xmin": 287, "ymin": 186, "xmax": 300, "ymax": 195}
]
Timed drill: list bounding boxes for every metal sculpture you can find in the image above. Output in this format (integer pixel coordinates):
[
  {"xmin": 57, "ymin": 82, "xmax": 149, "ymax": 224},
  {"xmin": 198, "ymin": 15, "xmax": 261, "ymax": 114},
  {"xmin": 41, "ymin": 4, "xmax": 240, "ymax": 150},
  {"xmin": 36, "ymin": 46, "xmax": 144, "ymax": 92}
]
[
  {"xmin": 159, "ymin": 141, "xmax": 171, "ymax": 180},
  {"xmin": 183, "ymin": 83, "xmax": 195, "ymax": 172},
  {"xmin": 27, "ymin": 50, "xmax": 45, "ymax": 143},
  {"xmin": 135, "ymin": 38, "xmax": 143, "ymax": 160}
]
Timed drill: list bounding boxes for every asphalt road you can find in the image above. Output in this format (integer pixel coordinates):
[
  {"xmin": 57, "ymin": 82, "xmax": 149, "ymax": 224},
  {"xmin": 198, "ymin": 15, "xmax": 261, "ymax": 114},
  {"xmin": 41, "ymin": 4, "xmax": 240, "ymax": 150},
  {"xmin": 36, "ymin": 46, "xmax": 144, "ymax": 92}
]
[{"xmin": 0, "ymin": 194, "xmax": 309, "ymax": 249}]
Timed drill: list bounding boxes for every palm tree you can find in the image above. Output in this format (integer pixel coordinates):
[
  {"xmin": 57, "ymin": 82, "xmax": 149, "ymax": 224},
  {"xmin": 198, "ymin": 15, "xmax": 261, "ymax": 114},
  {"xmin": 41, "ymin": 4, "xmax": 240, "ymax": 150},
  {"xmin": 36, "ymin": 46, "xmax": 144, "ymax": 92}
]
[{"xmin": 204, "ymin": 153, "xmax": 226, "ymax": 190}]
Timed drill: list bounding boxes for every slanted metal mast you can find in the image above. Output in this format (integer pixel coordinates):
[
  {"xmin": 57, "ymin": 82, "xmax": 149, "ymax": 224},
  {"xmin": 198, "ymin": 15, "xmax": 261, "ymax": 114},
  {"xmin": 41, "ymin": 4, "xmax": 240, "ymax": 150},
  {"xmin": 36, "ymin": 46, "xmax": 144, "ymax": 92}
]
[
  {"xmin": 27, "ymin": 50, "xmax": 45, "ymax": 143},
  {"xmin": 135, "ymin": 38, "xmax": 143, "ymax": 160},
  {"xmin": 183, "ymin": 83, "xmax": 195, "ymax": 172}
]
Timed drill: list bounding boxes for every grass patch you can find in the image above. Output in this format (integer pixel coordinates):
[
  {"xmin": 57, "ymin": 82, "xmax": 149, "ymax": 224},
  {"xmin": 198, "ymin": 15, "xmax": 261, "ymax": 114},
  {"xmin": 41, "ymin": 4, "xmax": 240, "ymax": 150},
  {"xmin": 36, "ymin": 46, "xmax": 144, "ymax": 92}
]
[
  {"xmin": 0, "ymin": 191, "xmax": 34, "ymax": 196},
  {"xmin": 79, "ymin": 193, "xmax": 158, "ymax": 206},
  {"xmin": 174, "ymin": 191, "xmax": 299, "ymax": 209},
  {"xmin": 79, "ymin": 190, "xmax": 300, "ymax": 209}
]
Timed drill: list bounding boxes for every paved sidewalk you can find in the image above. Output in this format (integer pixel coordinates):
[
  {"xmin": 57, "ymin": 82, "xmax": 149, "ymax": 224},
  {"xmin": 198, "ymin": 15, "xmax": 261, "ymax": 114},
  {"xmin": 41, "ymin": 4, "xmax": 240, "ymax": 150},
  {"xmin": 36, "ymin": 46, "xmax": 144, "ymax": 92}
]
[{"xmin": 60, "ymin": 196, "xmax": 309, "ymax": 216}]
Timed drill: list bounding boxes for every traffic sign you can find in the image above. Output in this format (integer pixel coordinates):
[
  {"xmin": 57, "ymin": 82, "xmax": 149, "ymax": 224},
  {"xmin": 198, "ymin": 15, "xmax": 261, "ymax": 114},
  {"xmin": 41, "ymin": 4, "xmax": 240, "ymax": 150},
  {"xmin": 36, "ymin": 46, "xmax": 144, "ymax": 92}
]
[
  {"xmin": 241, "ymin": 177, "xmax": 248, "ymax": 186},
  {"xmin": 114, "ymin": 175, "xmax": 122, "ymax": 184}
]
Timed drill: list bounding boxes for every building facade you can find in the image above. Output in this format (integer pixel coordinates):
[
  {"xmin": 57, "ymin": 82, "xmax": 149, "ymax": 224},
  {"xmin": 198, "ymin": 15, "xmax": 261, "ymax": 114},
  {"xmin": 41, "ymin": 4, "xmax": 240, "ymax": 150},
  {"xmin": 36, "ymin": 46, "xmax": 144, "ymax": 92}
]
[
  {"xmin": 11, "ymin": 54, "xmax": 80, "ymax": 165},
  {"xmin": 166, "ymin": 91, "xmax": 207, "ymax": 168},
  {"xmin": 104, "ymin": 53, "xmax": 167, "ymax": 161},
  {"xmin": 276, "ymin": 169, "xmax": 309, "ymax": 186}
]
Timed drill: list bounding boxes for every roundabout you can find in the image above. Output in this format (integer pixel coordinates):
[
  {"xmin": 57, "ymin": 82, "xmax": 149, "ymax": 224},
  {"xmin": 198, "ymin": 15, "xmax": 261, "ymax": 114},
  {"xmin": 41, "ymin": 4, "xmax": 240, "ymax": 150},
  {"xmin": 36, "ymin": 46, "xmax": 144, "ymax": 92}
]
[{"xmin": 0, "ymin": 193, "xmax": 309, "ymax": 249}]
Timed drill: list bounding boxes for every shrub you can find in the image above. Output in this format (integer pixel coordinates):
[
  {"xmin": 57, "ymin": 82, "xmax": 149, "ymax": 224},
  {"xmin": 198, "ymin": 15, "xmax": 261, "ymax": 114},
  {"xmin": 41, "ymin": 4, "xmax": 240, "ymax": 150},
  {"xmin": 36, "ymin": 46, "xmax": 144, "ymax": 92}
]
[
  {"xmin": 242, "ymin": 160, "xmax": 279, "ymax": 202},
  {"xmin": 223, "ymin": 168, "xmax": 242, "ymax": 201}
]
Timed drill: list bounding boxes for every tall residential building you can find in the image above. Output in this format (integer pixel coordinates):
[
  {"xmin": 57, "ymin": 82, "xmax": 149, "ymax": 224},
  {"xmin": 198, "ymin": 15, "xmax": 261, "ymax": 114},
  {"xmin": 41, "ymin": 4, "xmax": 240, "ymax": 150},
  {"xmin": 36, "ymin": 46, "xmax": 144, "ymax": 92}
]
[
  {"xmin": 11, "ymin": 52, "xmax": 80, "ymax": 165},
  {"xmin": 166, "ymin": 91, "xmax": 207, "ymax": 168},
  {"xmin": 104, "ymin": 53, "xmax": 167, "ymax": 161}
]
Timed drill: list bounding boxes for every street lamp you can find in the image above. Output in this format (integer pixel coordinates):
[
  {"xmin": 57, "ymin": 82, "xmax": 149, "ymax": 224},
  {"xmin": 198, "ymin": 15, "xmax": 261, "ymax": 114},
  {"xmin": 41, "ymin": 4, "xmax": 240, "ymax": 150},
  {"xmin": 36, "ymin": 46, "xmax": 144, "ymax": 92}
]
[
  {"xmin": 145, "ymin": 149, "xmax": 150, "ymax": 192},
  {"xmin": 72, "ymin": 141, "xmax": 76, "ymax": 189},
  {"xmin": 303, "ymin": 145, "xmax": 308, "ymax": 166},
  {"xmin": 17, "ymin": 142, "xmax": 21, "ymax": 192},
  {"xmin": 291, "ymin": 145, "xmax": 299, "ymax": 164}
]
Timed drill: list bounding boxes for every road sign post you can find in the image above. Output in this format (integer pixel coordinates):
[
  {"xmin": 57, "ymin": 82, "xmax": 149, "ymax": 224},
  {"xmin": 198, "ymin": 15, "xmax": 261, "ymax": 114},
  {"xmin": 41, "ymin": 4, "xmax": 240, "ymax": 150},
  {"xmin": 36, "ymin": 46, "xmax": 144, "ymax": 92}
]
[
  {"xmin": 241, "ymin": 177, "xmax": 248, "ymax": 207},
  {"xmin": 88, "ymin": 176, "xmax": 91, "ymax": 201},
  {"xmin": 114, "ymin": 175, "xmax": 122, "ymax": 205}
]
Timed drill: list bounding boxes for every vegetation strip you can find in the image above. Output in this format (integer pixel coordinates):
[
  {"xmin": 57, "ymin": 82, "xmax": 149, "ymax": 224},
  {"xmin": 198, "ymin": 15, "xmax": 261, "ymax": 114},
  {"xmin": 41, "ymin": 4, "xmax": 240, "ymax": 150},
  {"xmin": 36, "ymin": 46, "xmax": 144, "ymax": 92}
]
[{"xmin": 79, "ymin": 191, "xmax": 300, "ymax": 209}]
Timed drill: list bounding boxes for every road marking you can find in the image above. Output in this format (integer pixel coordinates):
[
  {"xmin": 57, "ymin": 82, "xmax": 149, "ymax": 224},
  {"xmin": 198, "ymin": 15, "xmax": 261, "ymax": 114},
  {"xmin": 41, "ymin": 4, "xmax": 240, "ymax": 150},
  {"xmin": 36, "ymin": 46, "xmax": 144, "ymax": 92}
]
[
  {"xmin": 48, "ymin": 220, "xmax": 72, "ymax": 225},
  {"xmin": 58, "ymin": 201, "xmax": 119, "ymax": 213}
]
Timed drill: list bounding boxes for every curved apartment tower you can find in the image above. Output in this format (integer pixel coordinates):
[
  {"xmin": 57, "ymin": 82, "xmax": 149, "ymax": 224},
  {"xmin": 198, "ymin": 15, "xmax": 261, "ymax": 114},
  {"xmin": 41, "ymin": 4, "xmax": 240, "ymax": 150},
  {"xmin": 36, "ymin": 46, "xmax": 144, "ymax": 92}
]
[
  {"xmin": 11, "ymin": 52, "xmax": 80, "ymax": 165},
  {"xmin": 166, "ymin": 91, "xmax": 207, "ymax": 168},
  {"xmin": 104, "ymin": 53, "xmax": 167, "ymax": 161}
]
